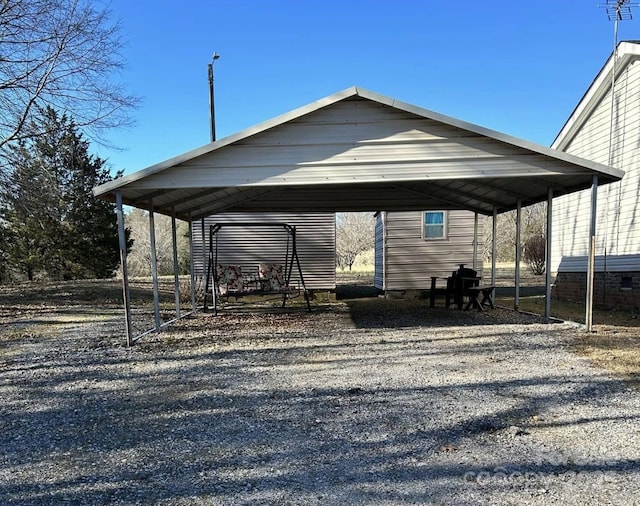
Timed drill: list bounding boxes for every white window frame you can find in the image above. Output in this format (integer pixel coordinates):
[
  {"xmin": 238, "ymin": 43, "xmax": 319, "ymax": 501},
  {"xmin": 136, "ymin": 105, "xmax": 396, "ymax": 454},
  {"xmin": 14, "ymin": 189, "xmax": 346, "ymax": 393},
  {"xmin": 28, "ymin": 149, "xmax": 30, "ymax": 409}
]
[{"xmin": 422, "ymin": 211, "xmax": 448, "ymax": 240}]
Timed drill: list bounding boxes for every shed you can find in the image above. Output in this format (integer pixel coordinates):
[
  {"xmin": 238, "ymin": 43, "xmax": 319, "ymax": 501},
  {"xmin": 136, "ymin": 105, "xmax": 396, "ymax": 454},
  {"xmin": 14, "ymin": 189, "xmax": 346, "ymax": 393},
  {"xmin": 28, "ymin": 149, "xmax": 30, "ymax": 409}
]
[
  {"xmin": 374, "ymin": 210, "xmax": 482, "ymax": 292},
  {"xmin": 93, "ymin": 86, "xmax": 624, "ymax": 343}
]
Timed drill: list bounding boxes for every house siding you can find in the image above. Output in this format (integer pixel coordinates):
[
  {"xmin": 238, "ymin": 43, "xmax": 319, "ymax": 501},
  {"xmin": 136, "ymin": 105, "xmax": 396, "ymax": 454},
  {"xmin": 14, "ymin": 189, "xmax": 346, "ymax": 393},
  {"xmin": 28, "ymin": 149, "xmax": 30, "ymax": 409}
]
[
  {"xmin": 552, "ymin": 57, "xmax": 640, "ymax": 276},
  {"xmin": 191, "ymin": 212, "xmax": 336, "ymax": 290},
  {"xmin": 375, "ymin": 210, "xmax": 481, "ymax": 290}
]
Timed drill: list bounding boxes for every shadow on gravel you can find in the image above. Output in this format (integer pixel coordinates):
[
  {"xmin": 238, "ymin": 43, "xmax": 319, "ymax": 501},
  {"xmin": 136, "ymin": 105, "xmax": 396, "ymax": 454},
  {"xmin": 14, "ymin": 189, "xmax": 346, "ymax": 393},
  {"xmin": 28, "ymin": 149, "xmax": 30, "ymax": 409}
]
[
  {"xmin": 1, "ymin": 333, "xmax": 638, "ymax": 505},
  {"xmin": 342, "ymin": 297, "xmax": 549, "ymax": 329},
  {"xmin": 494, "ymin": 285, "xmax": 546, "ymax": 297},
  {"xmin": 336, "ymin": 282, "xmax": 550, "ymax": 329},
  {"xmin": 336, "ymin": 283, "xmax": 382, "ymax": 300},
  {"xmin": 3, "ymin": 279, "xmax": 639, "ymax": 504}
]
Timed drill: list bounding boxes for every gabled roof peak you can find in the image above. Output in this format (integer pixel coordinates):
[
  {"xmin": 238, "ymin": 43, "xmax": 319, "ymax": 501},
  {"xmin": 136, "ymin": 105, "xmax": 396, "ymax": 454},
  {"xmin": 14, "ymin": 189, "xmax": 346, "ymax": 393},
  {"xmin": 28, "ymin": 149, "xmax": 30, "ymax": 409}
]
[{"xmin": 553, "ymin": 41, "xmax": 640, "ymax": 149}]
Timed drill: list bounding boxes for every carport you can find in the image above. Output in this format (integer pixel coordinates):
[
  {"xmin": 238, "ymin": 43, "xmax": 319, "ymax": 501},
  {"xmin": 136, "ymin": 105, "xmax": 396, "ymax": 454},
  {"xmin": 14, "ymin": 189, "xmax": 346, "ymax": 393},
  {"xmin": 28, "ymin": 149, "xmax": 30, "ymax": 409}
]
[{"xmin": 93, "ymin": 87, "xmax": 624, "ymax": 345}]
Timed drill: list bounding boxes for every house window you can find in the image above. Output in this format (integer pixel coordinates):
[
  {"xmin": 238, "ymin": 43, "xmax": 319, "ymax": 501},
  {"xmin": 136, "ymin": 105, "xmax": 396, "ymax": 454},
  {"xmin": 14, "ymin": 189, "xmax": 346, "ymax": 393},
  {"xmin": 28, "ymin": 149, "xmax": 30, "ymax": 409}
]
[
  {"xmin": 621, "ymin": 276, "xmax": 633, "ymax": 290},
  {"xmin": 423, "ymin": 211, "xmax": 447, "ymax": 240}
]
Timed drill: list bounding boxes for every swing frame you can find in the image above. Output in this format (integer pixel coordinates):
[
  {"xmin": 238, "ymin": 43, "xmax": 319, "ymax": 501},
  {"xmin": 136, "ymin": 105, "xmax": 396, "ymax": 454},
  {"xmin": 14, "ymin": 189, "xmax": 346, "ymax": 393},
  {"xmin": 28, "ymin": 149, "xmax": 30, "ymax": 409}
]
[{"xmin": 203, "ymin": 222, "xmax": 311, "ymax": 315}]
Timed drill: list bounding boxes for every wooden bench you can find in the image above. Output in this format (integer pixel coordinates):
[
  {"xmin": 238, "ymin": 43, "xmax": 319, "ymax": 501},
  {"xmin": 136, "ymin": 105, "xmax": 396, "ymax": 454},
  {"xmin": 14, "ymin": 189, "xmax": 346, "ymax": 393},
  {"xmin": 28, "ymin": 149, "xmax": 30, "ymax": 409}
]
[
  {"xmin": 429, "ymin": 276, "xmax": 455, "ymax": 308},
  {"xmin": 464, "ymin": 285, "xmax": 496, "ymax": 312}
]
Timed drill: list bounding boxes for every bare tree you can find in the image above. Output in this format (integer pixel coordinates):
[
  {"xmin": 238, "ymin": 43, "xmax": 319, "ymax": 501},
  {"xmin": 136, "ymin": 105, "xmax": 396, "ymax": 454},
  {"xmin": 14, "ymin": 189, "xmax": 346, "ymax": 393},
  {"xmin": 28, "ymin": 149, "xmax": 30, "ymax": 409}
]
[
  {"xmin": 0, "ymin": 0, "xmax": 137, "ymax": 166},
  {"xmin": 336, "ymin": 212, "xmax": 375, "ymax": 270},
  {"xmin": 523, "ymin": 233, "xmax": 546, "ymax": 275},
  {"xmin": 125, "ymin": 209, "xmax": 190, "ymax": 278},
  {"xmin": 483, "ymin": 202, "xmax": 547, "ymax": 262}
]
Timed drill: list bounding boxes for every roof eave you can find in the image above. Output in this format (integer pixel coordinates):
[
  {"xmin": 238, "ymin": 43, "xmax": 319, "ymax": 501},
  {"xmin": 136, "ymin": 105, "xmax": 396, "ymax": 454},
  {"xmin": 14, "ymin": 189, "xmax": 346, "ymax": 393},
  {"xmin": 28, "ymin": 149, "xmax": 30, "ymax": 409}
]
[
  {"xmin": 552, "ymin": 41, "xmax": 640, "ymax": 150},
  {"xmin": 93, "ymin": 86, "xmax": 361, "ymax": 198},
  {"xmin": 95, "ymin": 85, "xmax": 625, "ymax": 199}
]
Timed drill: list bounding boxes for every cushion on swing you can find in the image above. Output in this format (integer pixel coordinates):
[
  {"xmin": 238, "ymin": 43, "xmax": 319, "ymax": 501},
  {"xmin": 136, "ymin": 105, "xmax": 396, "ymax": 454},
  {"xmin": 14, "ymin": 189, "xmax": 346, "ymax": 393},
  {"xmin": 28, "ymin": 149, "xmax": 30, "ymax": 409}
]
[
  {"xmin": 217, "ymin": 264, "xmax": 244, "ymax": 295},
  {"xmin": 258, "ymin": 263, "xmax": 285, "ymax": 291}
]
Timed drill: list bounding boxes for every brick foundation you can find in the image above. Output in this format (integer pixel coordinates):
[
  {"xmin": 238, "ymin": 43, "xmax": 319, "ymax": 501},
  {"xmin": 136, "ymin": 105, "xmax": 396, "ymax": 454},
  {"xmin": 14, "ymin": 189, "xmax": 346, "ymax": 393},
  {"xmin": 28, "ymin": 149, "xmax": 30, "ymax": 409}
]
[{"xmin": 552, "ymin": 271, "xmax": 640, "ymax": 311}]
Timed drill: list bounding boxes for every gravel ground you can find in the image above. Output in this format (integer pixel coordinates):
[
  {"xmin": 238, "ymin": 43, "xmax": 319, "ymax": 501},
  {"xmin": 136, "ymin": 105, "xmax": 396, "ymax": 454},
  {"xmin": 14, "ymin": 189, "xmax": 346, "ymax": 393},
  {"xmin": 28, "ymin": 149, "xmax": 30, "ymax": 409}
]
[{"xmin": 1, "ymin": 299, "xmax": 640, "ymax": 505}]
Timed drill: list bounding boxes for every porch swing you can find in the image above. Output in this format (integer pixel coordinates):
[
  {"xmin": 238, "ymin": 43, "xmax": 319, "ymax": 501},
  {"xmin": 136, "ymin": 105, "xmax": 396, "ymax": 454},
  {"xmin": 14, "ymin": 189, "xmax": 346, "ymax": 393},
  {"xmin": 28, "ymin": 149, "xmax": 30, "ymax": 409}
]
[{"xmin": 203, "ymin": 222, "xmax": 311, "ymax": 314}]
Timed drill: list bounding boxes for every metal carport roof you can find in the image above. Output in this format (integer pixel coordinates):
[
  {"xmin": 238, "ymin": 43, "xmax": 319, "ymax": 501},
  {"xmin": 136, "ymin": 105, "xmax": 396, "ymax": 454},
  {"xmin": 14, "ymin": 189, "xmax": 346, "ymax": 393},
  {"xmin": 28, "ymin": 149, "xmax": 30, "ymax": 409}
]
[
  {"xmin": 93, "ymin": 86, "xmax": 624, "ymax": 220},
  {"xmin": 94, "ymin": 86, "xmax": 624, "ymax": 343}
]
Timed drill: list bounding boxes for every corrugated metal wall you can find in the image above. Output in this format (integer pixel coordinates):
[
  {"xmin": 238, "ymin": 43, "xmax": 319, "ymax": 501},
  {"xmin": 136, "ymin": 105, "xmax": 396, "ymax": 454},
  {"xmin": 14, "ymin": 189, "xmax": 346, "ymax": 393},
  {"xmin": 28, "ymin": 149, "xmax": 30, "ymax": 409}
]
[
  {"xmin": 191, "ymin": 212, "xmax": 336, "ymax": 290},
  {"xmin": 375, "ymin": 210, "xmax": 481, "ymax": 290},
  {"xmin": 552, "ymin": 59, "xmax": 640, "ymax": 273},
  {"xmin": 154, "ymin": 98, "xmax": 573, "ymax": 211}
]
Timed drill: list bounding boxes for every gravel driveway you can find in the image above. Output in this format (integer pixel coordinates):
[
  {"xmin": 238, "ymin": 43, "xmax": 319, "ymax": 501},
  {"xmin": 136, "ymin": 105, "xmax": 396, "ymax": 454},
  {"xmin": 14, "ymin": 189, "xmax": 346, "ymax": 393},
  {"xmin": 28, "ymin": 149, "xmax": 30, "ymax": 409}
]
[{"xmin": 1, "ymin": 299, "xmax": 639, "ymax": 505}]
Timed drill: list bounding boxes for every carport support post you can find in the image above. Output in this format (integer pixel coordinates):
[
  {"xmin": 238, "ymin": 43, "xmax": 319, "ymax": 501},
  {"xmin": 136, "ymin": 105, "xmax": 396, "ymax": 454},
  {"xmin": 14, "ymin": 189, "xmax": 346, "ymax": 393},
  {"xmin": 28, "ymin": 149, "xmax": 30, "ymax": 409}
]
[
  {"xmin": 189, "ymin": 217, "xmax": 196, "ymax": 311},
  {"xmin": 115, "ymin": 191, "xmax": 133, "ymax": 347},
  {"xmin": 201, "ymin": 218, "xmax": 206, "ymax": 309},
  {"xmin": 545, "ymin": 188, "xmax": 553, "ymax": 320},
  {"xmin": 473, "ymin": 212, "xmax": 478, "ymax": 271},
  {"xmin": 491, "ymin": 207, "xmax": 497, "ymax": 293},
  {"xmin": 586, "ymin": 175, "xmax": 598, "ymax": 332},
  {"xmin": 171, "ymin": 208, "xmax": 180, "ymax": 319},
  {"xmin": 149, "ymin": 201, "xmax": 161, "ymax": 331},
  {"xmin": 515, "ymin": 199, "xmax": 522, "ymax": 310}
]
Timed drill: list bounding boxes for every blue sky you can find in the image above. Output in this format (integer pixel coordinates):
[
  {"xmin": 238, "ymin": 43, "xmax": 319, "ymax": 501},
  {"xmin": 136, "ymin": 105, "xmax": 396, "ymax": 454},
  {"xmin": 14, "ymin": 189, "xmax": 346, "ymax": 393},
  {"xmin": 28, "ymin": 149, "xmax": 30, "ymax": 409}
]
[{"xmin": 95, "ymin": 0, "xmax": 639, "ymax": 175}]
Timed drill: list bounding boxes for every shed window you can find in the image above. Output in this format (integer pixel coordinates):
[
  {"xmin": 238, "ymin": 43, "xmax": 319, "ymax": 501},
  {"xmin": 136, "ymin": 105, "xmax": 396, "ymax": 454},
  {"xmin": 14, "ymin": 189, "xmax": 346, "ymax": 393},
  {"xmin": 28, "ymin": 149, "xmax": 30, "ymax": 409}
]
[{"xmin": 423, "ymin": 211, "xmax": 447, "ymax": 240}]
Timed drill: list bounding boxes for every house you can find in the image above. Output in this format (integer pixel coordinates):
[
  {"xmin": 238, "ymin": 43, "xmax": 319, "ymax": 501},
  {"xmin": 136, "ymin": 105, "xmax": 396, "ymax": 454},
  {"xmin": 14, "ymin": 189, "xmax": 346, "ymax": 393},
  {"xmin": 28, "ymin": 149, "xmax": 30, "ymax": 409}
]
[
  {"xmin": 191, "ymin": 212, "xmax": 336, "ymax": 291},
  {"xmin": 374, "ymin": 210, "xmax": 482, "ymax": 292},
  {"xmin": 551, "ymin": 41, "xmax": 640, "ymax": 310}
]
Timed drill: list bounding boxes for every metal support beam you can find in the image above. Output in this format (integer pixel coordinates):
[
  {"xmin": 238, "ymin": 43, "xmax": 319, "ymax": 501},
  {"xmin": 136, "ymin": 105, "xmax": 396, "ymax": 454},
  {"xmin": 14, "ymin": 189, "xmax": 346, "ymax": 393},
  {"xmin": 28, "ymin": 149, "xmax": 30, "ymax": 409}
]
[
  {"xmin": 545, "ymin": 188, "xmax": 553, "ymax": 320},
  {"xmin": 515, "ymin": 199, "xmax": 522, "ymax": 311},
  {"xmin": 116, "ymin": 191, "xmax": 133, "ymax": 347},
  {"xmin": 473, "ymin": 212, "xmax": 478, "ymax": 271},
  {"xmin": 149, "ymin": 201, "xmax": 161, "ymax": 330},
  {"xmin": 183, "ymin": 188, "xmax": 284, "ymax": 219},
  {"xmin": 491, "ymin": 207, "xmax": 497, "ymax": 292},
  {"xmin": 171, "ymin": 209, "xmax": 181, "ymax": 319},
  {"xmin": 586, "ymin": 176, "xmax": 598, "ymax": 331},
  {"xmin": 201, "ymin": 218, "xmax": 206, "ymax": 309},
  {"xmin": 189, "ymin": 216, "xmax": 196, "ymax": 311},
  {"xmin": 392, "ymin": 182, "xmax": 495, "ymax": 215}
]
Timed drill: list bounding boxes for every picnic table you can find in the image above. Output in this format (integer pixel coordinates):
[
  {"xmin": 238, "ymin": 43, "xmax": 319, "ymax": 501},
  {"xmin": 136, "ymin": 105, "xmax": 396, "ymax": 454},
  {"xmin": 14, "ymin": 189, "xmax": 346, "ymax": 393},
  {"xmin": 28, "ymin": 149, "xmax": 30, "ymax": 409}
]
[{"xmin": 429, "ymin": 264, "xmax": 495, "ymax": 312}]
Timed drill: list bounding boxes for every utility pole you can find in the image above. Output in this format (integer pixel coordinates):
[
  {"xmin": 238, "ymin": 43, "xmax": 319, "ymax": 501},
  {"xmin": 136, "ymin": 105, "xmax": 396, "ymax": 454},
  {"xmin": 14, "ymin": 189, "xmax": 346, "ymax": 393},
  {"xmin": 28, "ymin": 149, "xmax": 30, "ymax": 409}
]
[{"xmin": 208, "ymin": 52, "xmax": 220, "ymax": 142}]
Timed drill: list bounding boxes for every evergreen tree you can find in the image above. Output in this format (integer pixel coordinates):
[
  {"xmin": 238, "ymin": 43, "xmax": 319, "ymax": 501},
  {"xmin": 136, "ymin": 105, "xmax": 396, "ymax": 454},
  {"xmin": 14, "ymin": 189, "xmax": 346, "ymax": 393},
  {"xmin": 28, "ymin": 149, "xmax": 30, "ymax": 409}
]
[
  {"xmin": 0, "ymin": 219, "xmax": 12, "ymax": 282},
  {"xmin": 1, "ymin": 107, "xmax": 126, "ymax": 281}
]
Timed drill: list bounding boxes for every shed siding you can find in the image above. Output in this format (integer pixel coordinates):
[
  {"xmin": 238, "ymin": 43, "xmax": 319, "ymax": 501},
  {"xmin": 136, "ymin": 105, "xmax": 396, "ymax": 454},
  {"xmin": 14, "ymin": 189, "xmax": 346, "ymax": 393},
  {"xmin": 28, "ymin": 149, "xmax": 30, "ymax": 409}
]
[
  {"xmin": 378, "ymin": 210, "xmax": 481, "ymax": 290},
  {"xmin": 191, "ymin": 212, "xmax": 335, "ymax": 290},
  {"xmin": 552, "ymin": 59, "xmax": 640, "ymax": 273}
]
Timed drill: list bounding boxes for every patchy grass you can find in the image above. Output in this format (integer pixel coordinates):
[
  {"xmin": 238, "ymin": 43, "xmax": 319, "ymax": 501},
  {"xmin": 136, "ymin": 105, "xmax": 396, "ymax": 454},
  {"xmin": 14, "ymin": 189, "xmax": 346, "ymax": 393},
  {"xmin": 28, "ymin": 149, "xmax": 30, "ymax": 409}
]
[
  {"xmin": 494, "ymin": 292, "xmax": 640, "ymax": 388},
  {"xmin": 1, "ymin": 275, "xmax": 639, "ymax": 389},
  {"xmin": 336, "ymin": 270, "xmax": 375, "ymax": 283},
  {"xmin": 572, "ymin": 328, "xmax": 640, "ymax": 389},
  {"xmin": 495, "ymin": 292, "xmax": 640, "ymax": 328}
]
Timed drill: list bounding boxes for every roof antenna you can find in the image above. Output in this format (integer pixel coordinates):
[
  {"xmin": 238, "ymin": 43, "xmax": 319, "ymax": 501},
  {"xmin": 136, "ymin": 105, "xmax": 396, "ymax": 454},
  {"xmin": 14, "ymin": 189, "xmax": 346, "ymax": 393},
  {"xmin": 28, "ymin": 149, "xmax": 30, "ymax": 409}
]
[
  {"xmin": 208, "ymin": 51, "xmax": 220, "ymax": 142},
  {"xmin": 600, "ymin": 1, "xmax": 637, "ymax": 167},
  {"xmin": 599, "ymin": 0, "xmax": 637, "ymax": 307}
]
